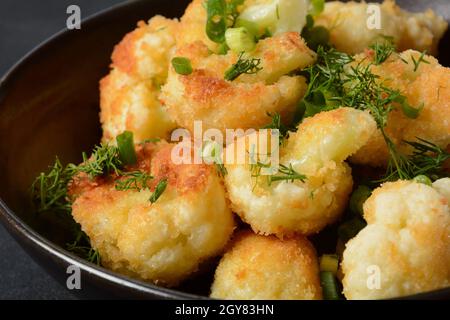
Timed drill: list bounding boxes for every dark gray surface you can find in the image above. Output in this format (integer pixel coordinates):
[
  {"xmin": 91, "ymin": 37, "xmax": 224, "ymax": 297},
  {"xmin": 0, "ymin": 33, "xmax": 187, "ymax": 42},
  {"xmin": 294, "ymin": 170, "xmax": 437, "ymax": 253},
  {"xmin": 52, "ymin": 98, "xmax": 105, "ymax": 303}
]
[{"xmin": 0, "ymin": 0, "xmax": 124, "ymax": 300}]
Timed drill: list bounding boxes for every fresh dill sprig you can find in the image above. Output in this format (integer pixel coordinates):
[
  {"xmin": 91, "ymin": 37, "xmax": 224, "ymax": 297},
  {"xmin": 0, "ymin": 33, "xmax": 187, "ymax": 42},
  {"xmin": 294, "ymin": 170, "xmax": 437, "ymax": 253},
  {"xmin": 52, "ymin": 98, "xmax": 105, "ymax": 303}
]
[
  {"xmin": 77, "ymin": 144, "xmax": 123, "ymax": 179},
  {"xmin": 262, "ymin": 112, "xmax": 289, "ymax": 144},
  {"xmin": 149, "ymin": 179, "xmax": 168, "ymax": 203},
  {"xmin": 251, "ymin": 162, "xmax": 307, "ymax": 186},
  {"xmin": 411, "ymin": 50, "xmax": 430, "ymax": 72},
  {"xmin": 268, "ymin": 163, "xmax": 307, "ymax": 185},
  {"xmin": 115, "ymin": 171, "xmax": 153, "ymax": 191},
  {"xmin": 66, "ymin": 231, "xmax": 101, "ymax": 265},
  {"xmin": 224, "ymin": 51, "xmax": 262, "ymax": 81},
  {"xmin": 383, "ymin": 138, "xmax": 450, "ymax": 181},
  {"xmin": 368, "ymin": 37, "xmax": 395, "ymax": 65},
  {"xmin": 31, "ymin": 157, "xmax": 74, "ymax": 214}
]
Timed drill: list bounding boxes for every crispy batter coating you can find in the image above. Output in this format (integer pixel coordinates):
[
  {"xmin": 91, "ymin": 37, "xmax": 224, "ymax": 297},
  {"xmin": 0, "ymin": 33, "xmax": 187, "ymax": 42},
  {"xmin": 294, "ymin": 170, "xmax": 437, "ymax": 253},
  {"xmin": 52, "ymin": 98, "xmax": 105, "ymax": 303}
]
[
  {"xmin": 177, "ymin": 0, "xmax": 219, "ymax": 51},
  {"xmin": 210, "ymin": 231, "xmax": 322, "ymax": 300},
  {"xmin": 342, "ymin": 180, "xmax": 450, "ymax": 299},
  {"xmin": 350, "ymin": 50, "xmax": 450, "ymax": 167},
  {"xmin": 315, "ymin": 0, "xmax": 447, "ymax": 55},
  {"xmin": 100, "ymin": 16, "xmax": 178, "ymax": 143},
  {"xmin": 111, "ymin": 15, "xmax": 179, "ymax": 84},
  {"xmin": 100, "ymin": 69, "xmax": 176, "ymax": 143},
  {"xmin": 161, "ymin": 32, "xmax": 316, "ymax": 134},
  {"xmin": 224, "ymin": 108, "xmax": 377, "ymax": 236},
  {"xmin": 69, "ymin": 142, "xmax": 235, "ymax": 286}
]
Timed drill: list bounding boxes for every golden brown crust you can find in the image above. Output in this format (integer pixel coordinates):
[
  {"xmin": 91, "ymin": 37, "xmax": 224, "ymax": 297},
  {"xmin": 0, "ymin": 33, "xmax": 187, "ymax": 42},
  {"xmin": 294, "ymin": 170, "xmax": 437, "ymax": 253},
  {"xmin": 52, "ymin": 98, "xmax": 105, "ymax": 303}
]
[
  {"xmin": 350, "ymin": 50, "xmax": 450, "ymax": 167},
  {"xmin": 211, "ymin": 231, "xmax": 322, "ymax": 300}
]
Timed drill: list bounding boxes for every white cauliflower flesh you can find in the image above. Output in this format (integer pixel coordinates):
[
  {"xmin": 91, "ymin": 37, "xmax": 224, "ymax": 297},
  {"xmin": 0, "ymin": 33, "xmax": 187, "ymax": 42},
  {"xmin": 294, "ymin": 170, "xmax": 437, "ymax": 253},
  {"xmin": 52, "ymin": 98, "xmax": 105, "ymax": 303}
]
[
  {"xmin": 224, "ymin": 107, "xmax": 377, "ymax": 236},
  {"xmin": 210, "ymin": 231, "xmax": 322, "ymax": 300},
  {"xmin": 342, "ymin": 179, "xmax": 450, "ymax": 300}
]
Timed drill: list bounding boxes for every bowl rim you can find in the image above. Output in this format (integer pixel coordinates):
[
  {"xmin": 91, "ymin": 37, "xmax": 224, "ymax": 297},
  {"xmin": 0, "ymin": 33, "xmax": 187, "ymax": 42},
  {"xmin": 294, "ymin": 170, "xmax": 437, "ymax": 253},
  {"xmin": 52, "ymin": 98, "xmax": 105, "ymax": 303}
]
[
  {"xmin": 0, "ymin": 0, "xmax": 449, "ymax": 300},
  {"xmin": 0, "ymin": 0, "xmax": 204, "ymax": 300}
]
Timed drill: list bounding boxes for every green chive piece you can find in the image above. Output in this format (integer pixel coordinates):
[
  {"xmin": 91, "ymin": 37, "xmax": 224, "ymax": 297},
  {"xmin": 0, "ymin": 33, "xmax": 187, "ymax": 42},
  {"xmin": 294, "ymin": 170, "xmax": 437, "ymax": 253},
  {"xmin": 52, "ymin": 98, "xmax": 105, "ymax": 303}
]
[
  {"xmin": 171, "ymin": 57, "xmax": 193, "ymax": 75},
  {"xmin": 116, "ymin": 131, "xmax": 137, "ymax": 166},
  {"xmin": 320, "ymin": 254, "xmax": 339, "ymax": 275},
  {"xmin": 320, "ymin": 271, "xmax": 341, "ymax": 300},
  {"xmin": 150, "ymin": 179, "xmax": 168, "ymax": 203},
  {"xmin": 413, "ymin": 175, "xmax": 432, "ymax": 186},
  {"xmin": 205, "ymin": 0, "xmax": 227, "ymax": 43},
  {"xmin": 349, "ymin": 185, "xmax": 372, "ymax": 216},
  {"xmin": 225, "ymin": 27, "xmax": 256, "ymax": 53}
]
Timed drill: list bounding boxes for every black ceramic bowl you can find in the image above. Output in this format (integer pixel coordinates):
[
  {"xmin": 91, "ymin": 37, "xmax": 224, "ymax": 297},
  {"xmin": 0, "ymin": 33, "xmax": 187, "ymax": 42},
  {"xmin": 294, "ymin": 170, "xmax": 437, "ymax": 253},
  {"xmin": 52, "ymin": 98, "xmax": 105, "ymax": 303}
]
[{"xmin": 0, "ymin": 0, "xmax": 449, "ymax": 299}]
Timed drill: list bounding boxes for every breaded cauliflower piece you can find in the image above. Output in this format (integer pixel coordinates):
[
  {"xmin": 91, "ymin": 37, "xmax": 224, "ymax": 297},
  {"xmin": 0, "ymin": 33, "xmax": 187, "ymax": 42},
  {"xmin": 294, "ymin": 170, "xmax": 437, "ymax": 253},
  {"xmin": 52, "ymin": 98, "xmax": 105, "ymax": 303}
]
[
  {"xmin": 350, "ymin": 50, "xmax": 450, "ymax": 166},
  {"xmin": 100, "ymin": 69, "xmax": 176, "ymax": 143},
  {"xmin": 100, "ymin": 16, "xmax": 178, "ymax": 143},
  {"xmin": 342, "ymin": 180, "xmax": 450, "ymax": 299},
  {"xmin": 210, "ymin": 231, "xmax": 322, "ymax": 299},
  {"xmin": 177, "ymin": 0, "xmax": 220, "ymax": 51},
  {"xmin": 111, "ymin": 15, "xmax": 179, "ymax": 84},
  {"xmin": 69, "ymin": 142, "xmax": 235, "ymax": 286},
  {"xmin": 224, "ymin": 108, "xmax": 377, "ymax": 236},
  {"xmin": 161, "ymin": 32, "xmax": 316, "ymax": 134},
  {"xmin": 315, "ymin": 0, "xmax": 447, "ymax": 55}
]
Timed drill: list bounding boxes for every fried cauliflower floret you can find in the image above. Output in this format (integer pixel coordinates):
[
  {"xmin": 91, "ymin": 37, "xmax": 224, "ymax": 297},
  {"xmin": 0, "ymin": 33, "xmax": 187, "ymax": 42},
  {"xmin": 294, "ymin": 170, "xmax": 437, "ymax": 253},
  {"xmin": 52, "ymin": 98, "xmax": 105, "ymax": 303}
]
[
  {"xmin": 315, "ymin": 0, "xmax": 447, "ymax": 55},
  {"xmin": 161, "ymin": 32, "xmax": 316, "ymax": 134},
  {"xmin": 69, "ymin": 142, "xmax": 235, "ymax": 286},
  {"xmin": 342, "ymin": 180, "xmax": 450, "ymax": 299},
  {"xmin": 210, "ymin": 231, "xmax": 322, "ymax": 300},
  {"xmin": 100, "ymin": 16, "xmax": 178, "ymax": 143},
  {"xmin": 177, "ymin": 0, "xmax": 219, "ymax": 51},
  {"xmin": 350, "ymin": 50, "xmax": 450, "ymax": 166},
  {"xmin": 111, "ymin": 15, "xmax": 178, "ymax": 84},
  {"xmin": 100, "ymin": 69, "xmax": 176, "ymax": 143},
  {"xmin": 224, "ymin": 108, "xmax": 377, "ymax": 236}
]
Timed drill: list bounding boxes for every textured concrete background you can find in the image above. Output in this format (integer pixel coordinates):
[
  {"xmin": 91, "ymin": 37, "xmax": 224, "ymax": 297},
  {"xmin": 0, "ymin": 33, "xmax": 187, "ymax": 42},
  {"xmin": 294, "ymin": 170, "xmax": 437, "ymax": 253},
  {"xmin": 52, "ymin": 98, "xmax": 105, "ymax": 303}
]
[{"xmin": 0, "ymin": 0, "xmax": 123, "ymax": 299}]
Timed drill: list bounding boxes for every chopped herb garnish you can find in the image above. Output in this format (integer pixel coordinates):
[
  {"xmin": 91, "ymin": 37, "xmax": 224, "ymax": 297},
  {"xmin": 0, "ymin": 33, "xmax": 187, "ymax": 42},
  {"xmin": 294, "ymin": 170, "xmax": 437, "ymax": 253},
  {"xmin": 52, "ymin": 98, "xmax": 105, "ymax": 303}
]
[
  {"xmin": 262, "ymin": 112, "xmax": 289, "ymax": 144},
  {"xmin": 115, "ymin": 171, "xmax": 153, "ymax": 191},
  {"xmin": 224, "ymin": 51, "xmax": 262, "ymax": 81},
  {"xmin": 150, "ymin": 179, "xmax": 168, "ymax": 203},
  {"xmin": 411, "ymin": 50, "xmax": 430, "ymax": 72},
  {"xmin": 77, "ymin": 144, "xmax": 122, "ymax": 179},
  {"xmin": 268, "ymin": 164, "xmax": 307, "ymax": 185},
  {"xmin": 171, "ymin": 57, "xmax": 193, "ymax": 75},
  {"xmin": 31, "ymin": 157, "xmax": 74, "ymax": 214},
  {"xmin": 116, "ymin": 131, "xmax": 137, "ymax": 165},
  {"xmin": 369, "ymin": 37, "xmax": 395, "ymax": 65},
  {"xmin": 251, "ymin": 162, "xmax": 306, "ymax": 186}
]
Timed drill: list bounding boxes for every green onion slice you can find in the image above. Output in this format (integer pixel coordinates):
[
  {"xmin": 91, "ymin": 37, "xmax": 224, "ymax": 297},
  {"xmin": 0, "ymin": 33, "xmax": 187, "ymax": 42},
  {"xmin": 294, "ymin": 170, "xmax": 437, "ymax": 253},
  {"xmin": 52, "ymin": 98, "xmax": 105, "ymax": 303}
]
[
  {"xmin": 171, "ymin": 57, "xmax": 193, "ymax": 75},
  {"xmin": 116, "ymin": 131, "xmax": 137, "ymax": 166}
]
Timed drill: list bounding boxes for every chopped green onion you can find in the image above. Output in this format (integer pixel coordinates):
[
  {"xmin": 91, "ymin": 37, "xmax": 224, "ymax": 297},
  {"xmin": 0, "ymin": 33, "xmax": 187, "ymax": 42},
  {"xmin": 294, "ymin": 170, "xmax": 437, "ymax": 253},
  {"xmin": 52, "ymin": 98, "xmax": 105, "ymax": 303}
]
[
  {"xmin": 235, "ymin": 18, "xmax": 261, "ymax": 38},
  {"xmin": 349, "ymin": 185, "xmax": 372, "ymax": 216},
  {"xmin": 413, "ymin": 175, "xmax": 432, "ymax": 186},
  {"xmin": 394, "ymin": 95, "xmax": 423, "ymax": 119},
  {"xmin": 338, "ymin": 218, "xmax": 366, "ymax": 243},
  {"xmin": 217, "ymin": 42, "xmax": 229, "ymax": 55},
  {"xmin": 309, "ymin": 0, "xmax": 325, "ymax": 16},
  {"xmin": 225, "ymin": 27, "xmax": 256, "ymax": 53},
  {"xmin": 206, "ymin": 0, "xmax": 227, "ymax": 43},
  {"xmin": 150, "ymin": 179, "xmax": 168, "ymax": 203},
  {"xmin": 320, "ymin": 254, "xmax": 339, "ymax": 275},
  {"xmin": 116, "ymin": 131, "xmax": 137, "ymax": 166},
  {"xmin": 320, "ymin": 271, "xmax": 341, "ymax": 300},
  {"xmin": 171, "ymin": 57, "xmax": 193, "ymax": 75}
]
